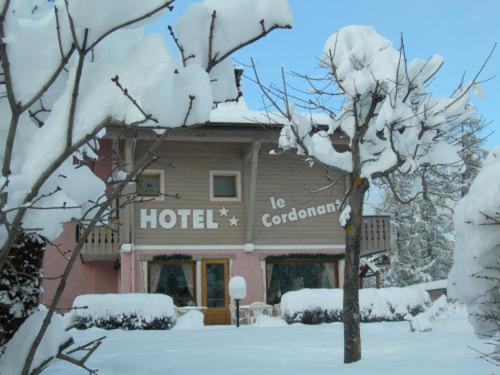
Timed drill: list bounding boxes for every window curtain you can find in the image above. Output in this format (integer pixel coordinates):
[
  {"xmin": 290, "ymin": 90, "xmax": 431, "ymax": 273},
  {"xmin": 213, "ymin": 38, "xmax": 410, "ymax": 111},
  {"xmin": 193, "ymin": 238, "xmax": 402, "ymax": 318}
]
[
  {"xmin": 149, "ymin": 263, "xmax": 162, "ymax": 293},
  {"xmin": 182, "ymin": 263, "xmax": 194, "ymax": 298},
  {"xmin": 324, "ymin": 262, "xmax": 337, "ymax": 288},
  {"xmin": 266, "ymin": 263, "xmax": 274, "ymax": 290}
]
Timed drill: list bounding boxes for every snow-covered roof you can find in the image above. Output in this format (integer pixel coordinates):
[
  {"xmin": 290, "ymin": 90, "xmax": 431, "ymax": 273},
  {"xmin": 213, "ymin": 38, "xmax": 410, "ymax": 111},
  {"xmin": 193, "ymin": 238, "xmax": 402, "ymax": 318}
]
[
  {"xmin": 209, "ymin": 98, "xmax": 330, "ymax": 126},
  {"xmin": 408, "ymin": 279, "xmax": 447, "ymax": 291},
  {"xmin": 360, "ymin": 258, "xmax": 380, "ymax": 273}
]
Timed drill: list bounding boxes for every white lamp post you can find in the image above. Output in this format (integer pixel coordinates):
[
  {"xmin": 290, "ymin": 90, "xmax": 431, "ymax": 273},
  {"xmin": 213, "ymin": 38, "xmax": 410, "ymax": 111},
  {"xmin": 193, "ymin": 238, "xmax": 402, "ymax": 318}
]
[{"xmin": 229, "ymin": 276, "xmax": 246, "ymax": 327}]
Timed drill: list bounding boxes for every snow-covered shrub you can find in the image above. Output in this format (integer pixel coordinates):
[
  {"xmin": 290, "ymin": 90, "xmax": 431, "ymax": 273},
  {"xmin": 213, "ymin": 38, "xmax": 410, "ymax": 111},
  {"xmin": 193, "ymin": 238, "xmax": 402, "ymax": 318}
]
[
  {"xmin": 408, "ymin": 315, "xmax": 432, "ymax": 333},
  {"xmin": 172, "ymin": 310, "xmax": 204, "ymax": 330},
  {"xmin": 281, "ymin": 288, "xmax": 431, "ymax": 324},
  {"xmin": 71, "ymin": 294, "xmax": 176, "ymax": 330},
  {"xmin": 0, "ymin": 305, "xmax": 70, "ymax": 375},
  {"xmin": 408, "ymin": 295, "xmax": 449, "ymax": 332},
  {"xmin": 449, "ymin": 146, "xmax": 500, "ymax": 340},
  {"xmin": 0, "ymin": 233, "xmax": 45, "ymax": 351}
]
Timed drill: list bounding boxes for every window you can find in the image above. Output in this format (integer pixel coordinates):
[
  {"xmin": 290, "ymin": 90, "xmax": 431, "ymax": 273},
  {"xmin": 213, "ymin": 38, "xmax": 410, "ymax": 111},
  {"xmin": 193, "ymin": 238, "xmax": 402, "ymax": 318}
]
[
  {"xmin": 136, "ymin": 169, "xmax": 164, "ymax": 200},
  {"xmin": 209, "ymin": 170, "xmax": 241, "ymax": 201},
  {"xmin": 265, "ymin": 260, "xmax": 338, "ymax": 305},
  {"xmin": 148, "ymin": 261, "xmax": 196, "ymax": 307},
  {"xmin": 213, "ymin": 176, "xmax": 236, "ymax": 197}
]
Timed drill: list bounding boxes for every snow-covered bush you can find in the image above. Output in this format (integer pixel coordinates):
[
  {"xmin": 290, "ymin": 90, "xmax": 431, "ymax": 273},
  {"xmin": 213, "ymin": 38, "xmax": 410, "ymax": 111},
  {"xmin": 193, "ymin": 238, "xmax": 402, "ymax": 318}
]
[
  {"xmin": 172, "ymin": 310, "xmax": 204, "ymax": 330},
  {"xmin": 71, "ymin": 294, "xmax": 176, "ymax": 330},
  {"xmin": 408, "ymin": 295, "xmax": 448, "ymax": 332},
  {"xmin": 407, "ymin": 296, "xmax": 469, "ymax": 333},
  {"xmin": 0, "ymin": 305, "xmax": 70, "ymax": 375},
  {"xmin": 281, "ymin": 288, "xmax": 431, "ymax": 324},
  {"xmin": 448, "ymin": 146, "xmax": 500, "ymax": 340}
]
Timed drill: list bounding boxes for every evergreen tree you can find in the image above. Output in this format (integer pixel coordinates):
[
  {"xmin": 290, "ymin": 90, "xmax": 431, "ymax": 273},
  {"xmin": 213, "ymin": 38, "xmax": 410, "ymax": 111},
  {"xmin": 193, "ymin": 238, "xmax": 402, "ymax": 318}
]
[{"xmin": 377, "ymin": 118, "xmax": 487, "ymax": 286}]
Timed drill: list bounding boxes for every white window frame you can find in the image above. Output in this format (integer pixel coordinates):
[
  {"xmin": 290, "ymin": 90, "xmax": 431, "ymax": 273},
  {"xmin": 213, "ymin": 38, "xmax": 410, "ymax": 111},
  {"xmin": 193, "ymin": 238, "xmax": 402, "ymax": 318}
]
[
  {"xmin": 135, "ymin": 168, "xmax": 165, "ymax": 201},
  {"xmin": 209, "ymin": 170, "xmax": 241, "ymax": 202}
]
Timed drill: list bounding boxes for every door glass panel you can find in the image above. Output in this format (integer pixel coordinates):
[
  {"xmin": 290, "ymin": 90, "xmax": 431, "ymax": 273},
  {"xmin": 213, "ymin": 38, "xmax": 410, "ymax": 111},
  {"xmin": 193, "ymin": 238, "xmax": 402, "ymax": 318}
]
[{"xmin": 206, "ymin": 263, "xmax": 225, "ymax": 308}]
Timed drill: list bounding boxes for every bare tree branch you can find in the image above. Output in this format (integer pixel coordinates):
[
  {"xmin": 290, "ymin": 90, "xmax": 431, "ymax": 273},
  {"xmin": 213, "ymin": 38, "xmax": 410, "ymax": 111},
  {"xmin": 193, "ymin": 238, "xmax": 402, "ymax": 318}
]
[
  {"xmin": 85, "ymin": 1, "xmax": 175, "ymax": 52},
  {"xmin": 206, "ymin": 18, "xmax": 291, "ymax": 72}
]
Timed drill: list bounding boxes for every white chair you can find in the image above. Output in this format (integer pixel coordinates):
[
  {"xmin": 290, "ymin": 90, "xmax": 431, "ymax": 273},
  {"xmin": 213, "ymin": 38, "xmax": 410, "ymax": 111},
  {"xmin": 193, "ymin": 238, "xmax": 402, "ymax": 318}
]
[
  {"xmin": 248, "ymin": 302, "xmax": 273, "ymax": 324},
  {"xmin": 229, "ymin": 304, "xmax": 250, "ymax": 325},
  {"xmin": 272, "ymin": 303, "xmax": 281, "ymax": 317}
]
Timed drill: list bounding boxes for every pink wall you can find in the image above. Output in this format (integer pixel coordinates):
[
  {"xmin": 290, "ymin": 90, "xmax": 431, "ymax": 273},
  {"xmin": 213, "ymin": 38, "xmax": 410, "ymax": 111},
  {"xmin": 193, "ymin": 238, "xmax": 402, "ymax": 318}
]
[
  {"xmin": 232, "ymin": 252, "xmax": 263, "ymax": 304},
  {"xmin": 43, "ymin": 235, "xmax": 343, "ymax": 309},
  {"xmin": 42, "ymin": 223, "xmax": 118, "ymax": 311},
  {"xmin": 120, "ymin": 251, "xmax": 132, "ymax": 293}
]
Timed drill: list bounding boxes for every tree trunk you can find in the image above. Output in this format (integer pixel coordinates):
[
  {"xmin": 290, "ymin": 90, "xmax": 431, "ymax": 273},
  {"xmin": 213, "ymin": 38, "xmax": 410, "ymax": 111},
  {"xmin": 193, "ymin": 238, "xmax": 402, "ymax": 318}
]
[{"xmin": 343, "ymin": 173, "xmax": 366, "ymax": 363}]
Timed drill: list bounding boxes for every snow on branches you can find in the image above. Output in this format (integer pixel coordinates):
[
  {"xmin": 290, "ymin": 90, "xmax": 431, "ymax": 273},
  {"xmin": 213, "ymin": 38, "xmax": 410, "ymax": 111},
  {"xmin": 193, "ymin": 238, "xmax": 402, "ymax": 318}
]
[
  {"xmin": 263, "ymin": 25, "xmax": 489, "ymax": 186},
  {"xmin": 177, "ymin": 0, "xmax": 292, "ymax": 102},
  {"xmin": 250, "ymin": 24, "xmax": 491, "ymax": 364},
  {"xmin": 0, "ymin": 0, "xmax": 292, "ymax": 372},
  {"xmin": 0, "ymin": 0, "xmax": 292, "ymax": 256}
]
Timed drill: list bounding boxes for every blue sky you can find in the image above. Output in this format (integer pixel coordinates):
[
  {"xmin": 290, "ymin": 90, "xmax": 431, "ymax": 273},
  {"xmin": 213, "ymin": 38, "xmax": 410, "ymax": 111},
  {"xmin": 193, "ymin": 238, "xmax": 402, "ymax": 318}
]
[{"xmin": 148, "ymin": 0, "xmax": 499, "ymax": 147}]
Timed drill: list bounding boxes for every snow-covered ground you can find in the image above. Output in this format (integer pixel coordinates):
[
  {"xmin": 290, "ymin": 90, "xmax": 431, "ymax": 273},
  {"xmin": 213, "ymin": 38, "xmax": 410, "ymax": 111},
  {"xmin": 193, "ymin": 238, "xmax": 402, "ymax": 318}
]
[{"xmin": 42, "ymin": 317, "xmax": 492, "ymax": 375}]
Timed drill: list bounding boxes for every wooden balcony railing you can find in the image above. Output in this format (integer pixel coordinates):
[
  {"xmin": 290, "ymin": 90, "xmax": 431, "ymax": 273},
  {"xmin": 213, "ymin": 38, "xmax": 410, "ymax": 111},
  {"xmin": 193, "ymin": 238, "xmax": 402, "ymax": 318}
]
[
  {"xmin": 76, "ymin": 221, "xmax": 120, "ymax": 261},
  {"xmin": 360, "ymin": 215, "xmax": 390, "ymax": 255},
  {"xmin": 75, "ymin": 215, "xmax": 390, "ymax": 261}
]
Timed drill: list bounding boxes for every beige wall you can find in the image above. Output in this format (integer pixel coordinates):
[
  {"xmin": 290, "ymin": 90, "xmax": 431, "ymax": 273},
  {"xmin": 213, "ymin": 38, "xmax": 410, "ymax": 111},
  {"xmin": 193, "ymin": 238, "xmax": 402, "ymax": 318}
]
[
  {"xmin": 253, "ymin": 145, "xmax": 346, "ymax": 245},
  {"xmin": 133, "ymin": 140, "xmax": 346, "ymax": 247}
]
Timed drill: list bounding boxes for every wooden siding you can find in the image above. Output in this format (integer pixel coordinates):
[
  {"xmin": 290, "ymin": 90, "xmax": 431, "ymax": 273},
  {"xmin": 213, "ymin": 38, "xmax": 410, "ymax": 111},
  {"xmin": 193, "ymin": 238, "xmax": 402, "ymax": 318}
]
[
  {"xmin": 80, "ymin": 133, "xmax": 391, "ymax": 256},
  {"xmin": 134, "ymin": 141, "xmax": 246, "ymax": 245},
  {"xmin": 131, "ymin": 140, "xmax": 347, "ymax": 246},
  {"xmin": 253, "ymin": 145, "xmax": 346, "ymax": 245}
]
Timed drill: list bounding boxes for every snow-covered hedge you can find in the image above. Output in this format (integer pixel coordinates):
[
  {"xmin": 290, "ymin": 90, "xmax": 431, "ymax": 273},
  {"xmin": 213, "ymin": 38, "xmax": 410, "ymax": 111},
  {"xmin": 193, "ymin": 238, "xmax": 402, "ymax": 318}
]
[
  {"xmin": 281, "ymin": 288, "xmax": 431, "ymax": 324},
  {"xmin": 71, "ymin": 294, "xmax": 176, "ymax": 330}
]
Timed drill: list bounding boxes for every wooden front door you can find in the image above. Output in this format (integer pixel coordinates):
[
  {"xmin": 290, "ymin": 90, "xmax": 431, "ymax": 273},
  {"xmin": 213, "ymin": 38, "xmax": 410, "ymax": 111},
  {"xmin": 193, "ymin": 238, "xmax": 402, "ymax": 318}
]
[{"xmin": 201, "ymin": 259, "xmax": 230, "ymax": 325}]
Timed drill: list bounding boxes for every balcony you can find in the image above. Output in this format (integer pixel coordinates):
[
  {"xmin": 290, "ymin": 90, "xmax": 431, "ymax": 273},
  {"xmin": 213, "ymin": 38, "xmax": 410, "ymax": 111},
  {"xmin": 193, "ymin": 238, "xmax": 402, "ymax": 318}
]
[
  {"xmin": 76, "ymin": 215, "xmax": 390, "ymax": 260},
  {"xmin": 360, "ymin": 215, "xmax": 390, "ymax": 255},
  {"xmin": 77, "ymin": 221, "xmax": 120, "ymax": 261}
]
